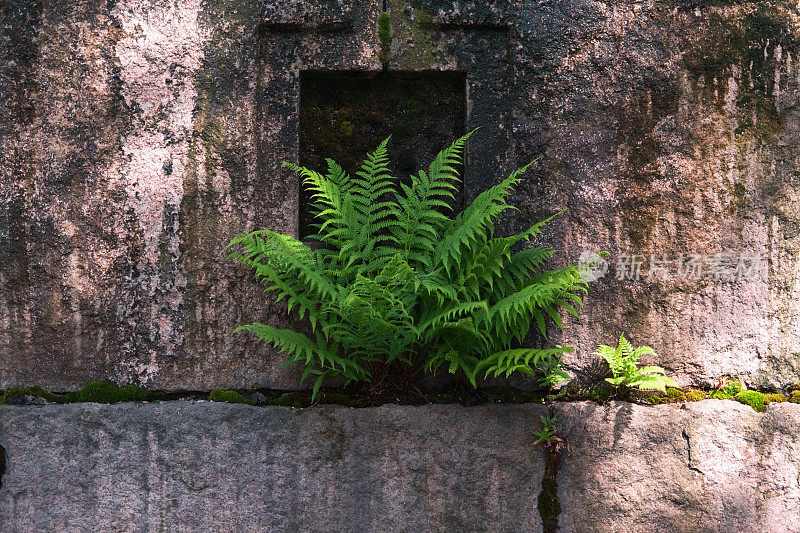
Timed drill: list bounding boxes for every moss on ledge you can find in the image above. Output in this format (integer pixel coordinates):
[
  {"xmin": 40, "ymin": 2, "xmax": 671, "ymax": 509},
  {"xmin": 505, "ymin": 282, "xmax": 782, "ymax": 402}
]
[
  {"xmin": 764, "ymin": 392, "xmax": 787, "ymax": 404},
  {"xmin": 649, "ymin": 387, "xmax": 708, "ymax": 404},
  {"xmin": 2, "ymin": 380, "xmax": 799, "ymax": 411},
  {"xmin": 209, "ymin": 389, "xmax": 253, "ymax": 405},
  {"xmin": 734, "ymin": 390, "xmax": 766, "ymax": 412},
  {"xmin": 65, "ymin": 382, "xmax": 150, "ymax": 404},
  {"xmin": 551, "ymin": 383, "xmax": 612, "ymax": 404},
  {"xmin": 0, "ymin": 387, "xmax": 65, "ymax": 405},
  {"xmin": 1, "ymin": 382, "xmax": 150, "ymax": 405},
  {"xmin": 710, "ymin": 382, "xmax": 743, "ymax": 400}
]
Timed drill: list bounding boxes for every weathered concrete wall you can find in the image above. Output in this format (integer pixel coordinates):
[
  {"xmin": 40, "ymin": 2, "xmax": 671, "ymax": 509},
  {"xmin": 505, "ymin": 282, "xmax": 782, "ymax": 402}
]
[
  {"xmin": 1, "ymin": 0, "xmax": 799, "ymax": 391},
  {"xmin": 1, "ymin": 401, "xmax": 799, "ymax": 531}
]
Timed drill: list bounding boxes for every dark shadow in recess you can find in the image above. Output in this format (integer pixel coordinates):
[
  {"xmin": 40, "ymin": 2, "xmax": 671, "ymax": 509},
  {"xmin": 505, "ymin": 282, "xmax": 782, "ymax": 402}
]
[{"xmin": 299, "ymin": 70, "xmax": 467, "ymax": 238}]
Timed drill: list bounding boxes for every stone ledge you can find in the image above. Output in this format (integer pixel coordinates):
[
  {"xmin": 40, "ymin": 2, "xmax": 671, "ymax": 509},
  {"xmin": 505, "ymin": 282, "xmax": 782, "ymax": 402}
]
[
  {"xmin": 0, "ymin": 402, "xmax": 547, "ymax": 532},
  {"xmin": 556, "ymin": 400, "xmax": 800, "ymax": 532},
  {"xmin": 1, "ymin": 401, "xmax": 799, "ymax": 531}
]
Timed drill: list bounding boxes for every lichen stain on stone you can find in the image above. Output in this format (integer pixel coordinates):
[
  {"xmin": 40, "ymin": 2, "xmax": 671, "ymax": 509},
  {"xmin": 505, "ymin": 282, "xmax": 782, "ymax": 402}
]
[
  {"xmin": 682, "ymin": 4, "xmax": 798, "ymax": 138},
  {"xmin": 542, "ymin": 1, "xmax": 800, "ymax": 387},
  {"xmin": 679, "ymin": 5, "xmax": 800, "ymax": 385},
  {"xmin": 1, "ymin": 0, "xmax": 139, "ymax": 386},
  {"xmin": 388, "ymin": 0, "xmax": 442, "ymax": 70},
  {"xmin": 614, "ymin": 86, "xmax": 679, "ymax": 250}
]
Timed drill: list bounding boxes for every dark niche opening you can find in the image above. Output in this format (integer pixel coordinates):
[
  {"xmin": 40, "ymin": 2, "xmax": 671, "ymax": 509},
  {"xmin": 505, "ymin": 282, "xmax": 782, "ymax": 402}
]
[{"xmin": 299, "ymin": 70, "xmax": 467, "ymax": 238}]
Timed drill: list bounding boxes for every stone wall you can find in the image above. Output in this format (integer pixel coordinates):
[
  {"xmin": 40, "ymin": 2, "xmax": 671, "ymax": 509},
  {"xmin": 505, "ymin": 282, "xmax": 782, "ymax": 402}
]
[
  {"xmin": 4, "ymin": 2, "xmax": 800, "ymax": 530},
  {"xmin": 1, "ymin": 1, "xmax": 799, "ymax": 389},
  {"xmin": 1, "ymin": 401, "xmax": 799, "ymax": 531}
]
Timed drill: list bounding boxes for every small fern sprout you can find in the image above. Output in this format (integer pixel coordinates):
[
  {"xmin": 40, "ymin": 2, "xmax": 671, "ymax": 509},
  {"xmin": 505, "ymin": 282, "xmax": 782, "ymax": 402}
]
[
  {"xmin": 595, "ymin": 333, "xmax": 677, "ymax": 393},
  {"xmin": 532, "ymin": 414, "xmax": 567, "ymax": 451},
  {"xmin": 229, "ymin": 131, "xmax": 592, "ymax": 399}
]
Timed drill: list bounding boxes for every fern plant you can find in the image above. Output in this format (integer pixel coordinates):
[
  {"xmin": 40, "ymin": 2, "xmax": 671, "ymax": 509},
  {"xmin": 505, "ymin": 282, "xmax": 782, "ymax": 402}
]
[
  {"xmin": 532, "ymin": 414, "xmax": 565, "ymax": 450},
  {"xmin": 595, "ymin": 333, "xmax": 677, "ymax": 393},
  {"xmin": 229, "ymin": 131, "xmax": 589, "ymax": 399}
]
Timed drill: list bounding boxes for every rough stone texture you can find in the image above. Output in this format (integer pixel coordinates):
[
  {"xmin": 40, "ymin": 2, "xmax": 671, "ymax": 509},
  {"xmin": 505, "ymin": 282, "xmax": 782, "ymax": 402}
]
[
  {"xmin": 1, "ymin": 0, "xmax": 799, "ymax": 390},
  {"xmin": 556, "ymin": 400, "xmax": 800, "ymax": 532},
  {"xmin": 2, "ymin": 400, "xmax": 800, "ymax": 531},
  {"xmin": 0, "ymin": 402, "xmax": 546, "ymax": 532}
]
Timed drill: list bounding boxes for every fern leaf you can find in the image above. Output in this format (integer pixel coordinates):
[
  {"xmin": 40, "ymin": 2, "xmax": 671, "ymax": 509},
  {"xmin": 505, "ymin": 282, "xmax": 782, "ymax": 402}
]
[
  {"xmin": 232, "ymin": 134, "xmax": 591, "ymax": 395},
  {"xmin": 471, "ymin": 347, "xmax": 572, "ymax": 387},
  {"xmin": 237, "ymin": 323, "xmax": 329, "ymax": 366},
  {"xmin": 434, "ymin": 161, "xmax": 534, "ymax": 275},
  {"xmin": 230, "ymin": 229, "xmax": 338, "ymax": 300},
  {"xmin": 417, "ymin": 301, "xmax": 489, "ymax": 341}
]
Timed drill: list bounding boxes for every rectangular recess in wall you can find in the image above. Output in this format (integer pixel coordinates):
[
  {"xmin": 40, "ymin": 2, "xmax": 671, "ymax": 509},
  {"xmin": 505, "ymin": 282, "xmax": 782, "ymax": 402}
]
[{"xmin": 299, "ymin": 70, "xmax": 467, "ymax": 238}]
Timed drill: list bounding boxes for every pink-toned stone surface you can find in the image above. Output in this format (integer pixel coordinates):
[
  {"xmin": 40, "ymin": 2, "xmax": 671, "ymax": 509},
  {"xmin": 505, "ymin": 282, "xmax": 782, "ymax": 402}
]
[
  {"xmin": 556, "ymin": 400, "xmax": 800, "ymax": 532},
  {"xmin": 0, "ymin": 0, "xmax": 798, "ymax": 391},
  {"xmin": 1, "ymin": 400, "xmax": 799, "ymax": 531},
  {"xmin": 0, "ymin": 0, "xmax": 378, "ymax": 391},
  {"xmin": 513, "ymin": 1, "xmax": 800, "ymax": 389},
  {"xmin": 0, "ymin": 402, "xmax": 547, "ymax": 532}
]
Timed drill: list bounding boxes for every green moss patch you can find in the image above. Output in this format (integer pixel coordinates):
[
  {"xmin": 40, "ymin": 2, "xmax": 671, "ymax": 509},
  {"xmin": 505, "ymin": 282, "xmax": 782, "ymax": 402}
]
[
  {"xmin": 649, "ymin": 387, "xmax": 707, "ymax": 404},
  {"xmin": 0, "ymin": 387, "xmax": 65, "ymax": 404},
  {"xmin": 734, "ymin": 390, "xmax": 766, "ymax": 412},
  {"xmin": 209, "ymin": 389, "xmax": 253, "ymax": 405},
  {"xmin": 267, "ymin": 395, "xmax": 307, "ymax": 408},
  {"xmin": 551, "ymin": 383, "xmax": 612, "ymax": 404},
  {"xmin": 711, "ymin": 381, "xmax": 743, "ymax": 400},
  {"xmin": 378, "ymin": 11, "xmax": 391, "ymax": 66},
  {"xmin": 320, "ymin": 392, "xmax": 366, "ymax": 407},
  {"xmin": 65, "ymin": 382, "xmax": 150, "ymax": 404},
  {"xmin": 1, "ymin": 382, "xmax": 151, "ymax": 405},
  {"xmin": 388, "ymin": 0, "xmax": 438, "ymax": 70},
  {"xmin": 764, "ymin": 393, "xmax": 786, "ymax": 404},
  {"xmin": 789, "ymin": 391, "xmax": 800, "ymax": 404},
  {"xmin": 645, "ymin": 383, "xmax": 793, "ymax": 412},
  {"xmin": 685, "ymin": 390, "xmax": 707, "ymax": 402},
  {"xmin": 666, "ymin": 388, "xmax": 686, "ymax": 401}
]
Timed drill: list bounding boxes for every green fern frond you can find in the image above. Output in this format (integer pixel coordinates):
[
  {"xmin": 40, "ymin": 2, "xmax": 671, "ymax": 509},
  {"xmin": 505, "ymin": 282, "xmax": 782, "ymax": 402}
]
[
  {"xmin": 596, "ymin": 333, "xmax": 675, "ymax": 393},
  {"xmin": 483, "ymin": 267, "xmax": 585, "ymax": 342},
  {"xmin": 236, "ymin": 323, "xmax": 362, "ymax": 379},
  {"xmin": 425, "ymin": 348, "xmax": 480, "ymax": 378},
  {"xmin": 417, "ymin": 301, "xmax": 489, "ymax": 341},
  {"xmin": 230, "ymin": 133, "xmax": 595, "ymax": 395},
  {"xmin": 393, "ymin": 130, "xmax": 476, "ymax": 269},
  {"xmin": 229, "ymin": 229, "xmax": 338, "ymax": 301},
  {"xmin": 470, "ymin": 347, "xmax": 572, "ymax": 387},
  {"xmin": 434, "ymin": 161, "xmax": 534, "ymax": 276}
]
